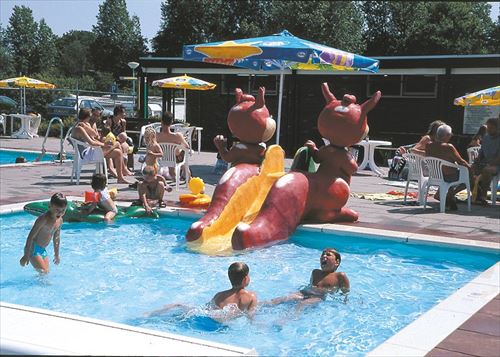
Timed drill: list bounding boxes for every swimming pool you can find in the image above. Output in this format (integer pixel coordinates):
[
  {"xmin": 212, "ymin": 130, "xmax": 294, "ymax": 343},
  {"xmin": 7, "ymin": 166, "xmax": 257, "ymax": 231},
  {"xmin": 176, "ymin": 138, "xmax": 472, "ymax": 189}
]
[
  {"xmin": 0, "ymin": 149, "xmax": 65, "ymax": 165},
  {"xmin": 0, "ymin": 212, "xmax": 498, "ymax": 356}
]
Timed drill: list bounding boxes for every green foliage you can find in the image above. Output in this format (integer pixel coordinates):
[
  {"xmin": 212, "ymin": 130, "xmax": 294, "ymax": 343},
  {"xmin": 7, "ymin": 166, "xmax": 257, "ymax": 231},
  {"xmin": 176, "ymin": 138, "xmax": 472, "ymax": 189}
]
[
  {"xmin": 0, "ymin": 25, "xmax": 15, "ymax": 78},
  {"xmin": 56, "ymin": 31, "xmax": 96, "ymax": 76},
  {"xmin": 489, "ymin": 15, "xmax": 500, "ymax": 53},
  {"xmin": 33, "ymin": 19, "xmax": 58, "ymax": 72},
  {"xmin": 362, "ymin": 1, "xmax": 494, "ymax": 55},
  {"xmin": 91, "ymin": 0, "xmax": 147, "ymax": 77},
  {"xmin": 6, "ymin": 5, "xmax": 38, "ymax": 75}
]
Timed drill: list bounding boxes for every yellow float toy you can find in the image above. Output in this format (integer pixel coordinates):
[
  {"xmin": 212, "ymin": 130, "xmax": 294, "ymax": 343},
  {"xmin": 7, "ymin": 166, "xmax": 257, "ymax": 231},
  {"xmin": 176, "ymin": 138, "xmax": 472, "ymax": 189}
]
[{"xmin": 179, "ymin": 178, "xmax": 211, "ymax": 208}]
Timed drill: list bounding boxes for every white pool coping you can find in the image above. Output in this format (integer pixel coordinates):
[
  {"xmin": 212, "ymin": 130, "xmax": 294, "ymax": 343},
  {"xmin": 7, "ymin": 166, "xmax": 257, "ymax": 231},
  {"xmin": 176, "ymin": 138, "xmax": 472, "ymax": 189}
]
[
  {"xmin": 1, "ymin": 201, "xmax": 499, "ymax": 356},
  {"xmin": 0, "ymin": 302, "xmax": 256, "ymax": 356},
  {"xmin": 0, "ymin": 148, "xmax": 72, "ymax": 168}
]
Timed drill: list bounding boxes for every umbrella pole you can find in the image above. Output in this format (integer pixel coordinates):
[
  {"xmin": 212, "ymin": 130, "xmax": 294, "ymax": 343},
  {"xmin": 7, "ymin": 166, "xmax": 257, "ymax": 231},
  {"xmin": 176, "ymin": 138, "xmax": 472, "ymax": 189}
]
[
  {"xmin": 23, "ymin": 87, "xmax": 26, "ymax": 114},
  {"xmin": 184, "ymin": 88, "xmax": 187, "ymax": 123},
  {"xmin": 276, "ymin": 67, "xmax": 285, "ymax": 146}
]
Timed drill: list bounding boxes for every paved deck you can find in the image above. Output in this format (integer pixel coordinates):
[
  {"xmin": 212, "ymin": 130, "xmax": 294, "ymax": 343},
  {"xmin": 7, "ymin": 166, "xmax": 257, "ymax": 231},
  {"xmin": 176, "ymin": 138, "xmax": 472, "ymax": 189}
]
[{"xmin": 1, "ymin": 136, "xmax": 499, "ymax": 355}]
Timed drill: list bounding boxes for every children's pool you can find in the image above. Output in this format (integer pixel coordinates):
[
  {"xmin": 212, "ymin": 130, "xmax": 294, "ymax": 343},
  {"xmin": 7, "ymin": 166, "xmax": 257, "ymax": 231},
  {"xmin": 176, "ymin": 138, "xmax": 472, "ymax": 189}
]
[
  {"xmin": 0, "ymin": 149, "xmax": 65, "ymax": 165},
  {"xmin": 0, "ymin": 212, "xmax": 497, "ymax": 356}
]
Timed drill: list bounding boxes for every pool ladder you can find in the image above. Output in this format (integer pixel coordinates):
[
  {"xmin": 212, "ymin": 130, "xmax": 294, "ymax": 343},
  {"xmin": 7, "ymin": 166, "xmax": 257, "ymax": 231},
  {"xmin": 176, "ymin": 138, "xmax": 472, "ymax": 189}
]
[{"xmin": 40, "ymin": 117, "xmax": 66, "ymax": 164}]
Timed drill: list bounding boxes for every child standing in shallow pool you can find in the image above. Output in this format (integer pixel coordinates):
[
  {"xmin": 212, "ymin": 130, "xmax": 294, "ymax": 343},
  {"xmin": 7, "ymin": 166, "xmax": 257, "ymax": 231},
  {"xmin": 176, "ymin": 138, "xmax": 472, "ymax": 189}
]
[
  {"xmin": 82, "ymin": 173, "xmax": 118, "ymax": 222},
  {"xmin": 20, "ymin": 193, "xmax": 68, "ymax": 274}
]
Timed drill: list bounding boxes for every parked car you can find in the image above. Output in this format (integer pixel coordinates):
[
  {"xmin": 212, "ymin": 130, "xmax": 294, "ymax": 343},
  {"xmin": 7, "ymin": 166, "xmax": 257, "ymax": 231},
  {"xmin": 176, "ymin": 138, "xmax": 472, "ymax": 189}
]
[
  {"xmin": 121, "ymin": 102, "xmax": 162, "ymax": 118},
  {"xmin": 47, "ymin": 97, "xmax": 113, "ymax": 118}
]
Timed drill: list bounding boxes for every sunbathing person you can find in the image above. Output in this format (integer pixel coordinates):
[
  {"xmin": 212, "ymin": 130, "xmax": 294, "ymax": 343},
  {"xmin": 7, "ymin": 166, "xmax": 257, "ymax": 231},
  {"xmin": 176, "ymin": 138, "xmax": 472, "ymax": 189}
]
[
  {"xmin": 266, "ymin": 248, "xmax": 350, "ymax": 310},
  {"xmin": 71, "ymin": 109, "xmax": 132, "ymax": 184},
  {"xmin": 425, "ymin": 124, "xmax": 472, "ymax": 210},
  {"xmin": 146, "ymin": 262, "xmax": 257, "ymax": 321},
  {"xmin": 399, "ymin": 120, "xmax": 445, "ymax": 156},
  {"xmin": 137, "ymin": 165, "xmax": 171, "ymax": 215}
]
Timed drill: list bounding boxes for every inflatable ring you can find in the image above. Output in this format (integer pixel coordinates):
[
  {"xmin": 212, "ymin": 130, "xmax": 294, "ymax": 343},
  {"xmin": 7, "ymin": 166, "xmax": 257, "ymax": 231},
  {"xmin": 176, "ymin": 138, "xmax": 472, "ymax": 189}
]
[
  {"xmin": 24, "ymin": 200, "xmax": 159, "ymax": 222},
  {"xmin": 179, "ymin": 193, "xmax": 211, "ymax": 209}
]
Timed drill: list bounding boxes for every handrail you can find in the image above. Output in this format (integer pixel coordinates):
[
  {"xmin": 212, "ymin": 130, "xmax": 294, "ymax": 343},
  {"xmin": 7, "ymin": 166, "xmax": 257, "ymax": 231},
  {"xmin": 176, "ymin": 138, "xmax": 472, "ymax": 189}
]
[{"xmin": 41, "ymin": 117, "xmax": 66, "ymax": 164}]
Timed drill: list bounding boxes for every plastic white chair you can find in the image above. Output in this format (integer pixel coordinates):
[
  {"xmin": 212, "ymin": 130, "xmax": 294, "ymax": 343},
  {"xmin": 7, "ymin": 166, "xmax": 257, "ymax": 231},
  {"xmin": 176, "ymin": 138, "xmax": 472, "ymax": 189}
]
[
  {"xmin": 467, "ymin": 146, "xmax": 480, "ymax": 164},
  {"xmin": 403, "ymin": 153, "xmax": 428, "ymax": 205},
  {"xmin": 158, "ymin": 143, "xmax": 190, "ymax": 191},
  {"xmin": 138, "ymin": 122, "xmax": 162, "ymax": 148},
  {"xmin": 28, "ymin": 114, "xmax": 41, "ymax": 137},
  {"xmin": 68, "ymin": 137, "xmax": 107, "ymax": 185},
  {"xmin": 172, "ymin": 126, "xmax": 195, "ymax": 155},
  {"xmin": 0, "ymin": 115, "xmax": 4, "ymax": 135},
  {"xmin": 491, "ymin": 175, "xmax": 498, "ymax": 205},
  {"xmin": 423, "ymin": 157, "xmax": 471, "ymax": 213}
]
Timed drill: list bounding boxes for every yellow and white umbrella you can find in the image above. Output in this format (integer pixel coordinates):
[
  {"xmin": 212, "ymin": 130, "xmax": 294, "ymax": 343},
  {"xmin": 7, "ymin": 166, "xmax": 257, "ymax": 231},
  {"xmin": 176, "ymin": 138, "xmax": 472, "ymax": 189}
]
[
  {"xmin": 152, "ymin": 75, "xmax": 216, "ymax": 120},
  {"xmin": 0, "ymin": 76, "xmax": 56, "ymax": 113},
  {"xmin": 454, "ymin": 86, "xmax": 499, "ymax": 107}
]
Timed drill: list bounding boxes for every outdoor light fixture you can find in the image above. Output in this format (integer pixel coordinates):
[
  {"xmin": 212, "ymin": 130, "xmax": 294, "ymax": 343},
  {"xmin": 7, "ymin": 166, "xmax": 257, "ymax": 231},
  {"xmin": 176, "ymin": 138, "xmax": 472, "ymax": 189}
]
[{"xmin": 127, "ymin": 62, "xmax": 140, "ymax": 110}]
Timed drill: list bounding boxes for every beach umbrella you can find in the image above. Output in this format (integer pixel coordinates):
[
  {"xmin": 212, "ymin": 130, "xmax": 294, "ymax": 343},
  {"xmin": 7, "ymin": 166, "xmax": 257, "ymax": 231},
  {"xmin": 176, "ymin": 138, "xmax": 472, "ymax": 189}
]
[
  {"xmin": 183, "ymin": 30, "xmax": 379, "ymax": 145},
  {"xmin": 152, "ymin": 74, "xmax": 216, "ymax": 121},
  {"xmin": 0, "ymin": 76, "xmax": 56, "ymax": 113},
  {"xmin": 0, "ymin": 95, "xmax": 17, "ymax": 111},
  {"xmin": 453, "ymin": 86, "xmax": 499, "ymax": 106}
]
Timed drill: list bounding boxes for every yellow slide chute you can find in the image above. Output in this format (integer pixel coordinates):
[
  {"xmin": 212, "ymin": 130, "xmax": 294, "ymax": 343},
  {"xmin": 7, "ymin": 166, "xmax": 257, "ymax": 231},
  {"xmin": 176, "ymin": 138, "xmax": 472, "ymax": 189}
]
[{"xmin": 187, "ymin": 145, "xmax": 285, "ymax": 255}]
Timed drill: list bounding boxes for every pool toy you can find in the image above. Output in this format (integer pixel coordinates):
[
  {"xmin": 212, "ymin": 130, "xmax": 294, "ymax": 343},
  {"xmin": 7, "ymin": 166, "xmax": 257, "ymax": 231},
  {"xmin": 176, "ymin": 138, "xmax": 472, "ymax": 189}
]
[
  {"xmin": 84, "ymin": 188, "xmax": 118, "ymax": 203},
  {"xmin": 186, "ymin": 87, "xmax": 276, "ymax": 242},
  {"xmin": 231, "ymin": 83, "xmax": 382, "ymax": 250},
  {"xmin": 179, "ymin": 177, "xmax": 212, "ymax": 208},
  {"xmin": 24, "ymin": 200, "xmax": 159, "ymax": 222},
  {"xmin": 187, "ymin": 145, "xmax": 285, "ymax": 255}
]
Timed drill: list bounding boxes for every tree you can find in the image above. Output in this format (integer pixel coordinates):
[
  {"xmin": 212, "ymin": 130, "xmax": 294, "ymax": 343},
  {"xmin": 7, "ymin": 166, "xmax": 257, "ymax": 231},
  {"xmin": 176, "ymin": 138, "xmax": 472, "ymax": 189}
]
[
  {"xmin": 489, "ymin": 15, "xmax": 500, "ymax": 53},
  {"xmin": 0, "ymin": 24, "xmax": 15, "ymax": 78},
  {"xmin": 92, "ymin": 0, "xmax": 146, "ymax": 77},
  {"xmin": 33, "ymin": 19, "xmax": 58, "ymax": 73},
  {"xmin": 56, "ymin": 31, "xmax": 96, "ymax": 76},
  {"xmin": 362, "ymin": 1, "xmax": 495, "ymax": 55},
  {"xmin": 6, "ymin": 5, "xmax": 38, "ymax": 75}
]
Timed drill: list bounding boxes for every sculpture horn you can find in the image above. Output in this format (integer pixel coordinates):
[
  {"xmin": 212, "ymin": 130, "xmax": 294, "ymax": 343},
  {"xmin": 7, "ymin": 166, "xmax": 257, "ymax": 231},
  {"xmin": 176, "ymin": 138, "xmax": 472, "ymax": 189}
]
[{"xmin": 321, "ymin": 82, "xmax": 336, "ymax": 103}]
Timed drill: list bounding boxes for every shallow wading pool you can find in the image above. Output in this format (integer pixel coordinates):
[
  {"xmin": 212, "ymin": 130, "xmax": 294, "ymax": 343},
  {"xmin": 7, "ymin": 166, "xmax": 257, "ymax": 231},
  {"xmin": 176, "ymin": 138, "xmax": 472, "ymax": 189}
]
[{"xmin": 0, "ymin": 212, "xmax": 498, "ymax": 356}]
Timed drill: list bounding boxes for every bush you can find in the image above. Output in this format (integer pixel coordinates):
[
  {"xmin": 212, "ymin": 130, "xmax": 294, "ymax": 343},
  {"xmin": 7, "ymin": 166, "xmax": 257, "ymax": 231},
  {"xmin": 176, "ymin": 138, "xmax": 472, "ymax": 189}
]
[{"xmin": 37, "ymin": 116, "xmax": 76, "ymax": 137}]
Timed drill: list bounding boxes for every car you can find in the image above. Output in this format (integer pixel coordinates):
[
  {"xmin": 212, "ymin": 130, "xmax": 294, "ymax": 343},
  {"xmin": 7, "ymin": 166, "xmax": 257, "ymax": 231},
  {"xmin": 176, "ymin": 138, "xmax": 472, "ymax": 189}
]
[
  {"xmin": 47, "ymin": 97, "xmax": 113, "ymax": 118},
  {"xmin": 121, "ymin": 102, "xmax": 162, "ymax": 118}
]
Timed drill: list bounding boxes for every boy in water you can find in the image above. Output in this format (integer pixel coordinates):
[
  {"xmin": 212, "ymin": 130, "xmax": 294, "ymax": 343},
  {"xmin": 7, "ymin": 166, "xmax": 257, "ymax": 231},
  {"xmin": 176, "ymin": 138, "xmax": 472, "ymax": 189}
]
[
  {"xmin": 269, "ymin": 248, "xmax": 350, "ymax": 307},
  {"xmin": 20, "ymin": 193, "xmax": 68, "ymax": 274},
  {"xmin": 82, "ymin": 173, "xmax": 118, "ymax": 222},
  {"xmin": 146, "ymin": 262, "xmax": 257, "ymax": 319},
  {"xmin": 137, "ymin": 165, "xmax": 171, "ymax": 215}
]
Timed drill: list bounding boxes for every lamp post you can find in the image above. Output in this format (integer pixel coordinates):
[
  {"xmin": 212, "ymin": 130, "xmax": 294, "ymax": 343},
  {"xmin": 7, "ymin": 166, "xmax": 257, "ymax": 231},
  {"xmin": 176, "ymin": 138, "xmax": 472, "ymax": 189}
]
[{"xmin": 127, "ymin": 61, "xmax": 139, "ymax": 111}]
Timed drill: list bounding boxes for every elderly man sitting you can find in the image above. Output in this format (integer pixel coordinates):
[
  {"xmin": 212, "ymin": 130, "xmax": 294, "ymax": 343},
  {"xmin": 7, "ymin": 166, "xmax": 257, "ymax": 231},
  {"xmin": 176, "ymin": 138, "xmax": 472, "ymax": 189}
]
[
  {"xmin": 425, "ymin": 124, "xmax": 471, "ymax": 211},
  {"xmin": 472, "ymin": 118, "xmax": 500, "ymax": 205}
]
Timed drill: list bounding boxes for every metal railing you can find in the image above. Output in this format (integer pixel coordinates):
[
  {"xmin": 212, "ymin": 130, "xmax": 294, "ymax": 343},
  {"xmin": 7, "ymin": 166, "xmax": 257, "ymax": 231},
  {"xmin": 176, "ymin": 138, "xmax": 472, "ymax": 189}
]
[{"xmin": 41, "ymin": 117, "xmax": 66, "ymax": 163}]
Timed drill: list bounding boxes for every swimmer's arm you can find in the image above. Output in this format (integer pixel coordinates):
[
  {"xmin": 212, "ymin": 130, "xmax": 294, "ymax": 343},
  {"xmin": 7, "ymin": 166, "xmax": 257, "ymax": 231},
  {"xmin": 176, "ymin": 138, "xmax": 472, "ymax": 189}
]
[
  {"xmin": 20, "ymin": 216, "xmax": 45, "ymax": 265},
  {"xmin": 53, "ymin": 226, "xmax": 61, "ymax": 264},
  {"xmin": 338, "ymin": 272, "xmax": 350, "ymax": 294}
]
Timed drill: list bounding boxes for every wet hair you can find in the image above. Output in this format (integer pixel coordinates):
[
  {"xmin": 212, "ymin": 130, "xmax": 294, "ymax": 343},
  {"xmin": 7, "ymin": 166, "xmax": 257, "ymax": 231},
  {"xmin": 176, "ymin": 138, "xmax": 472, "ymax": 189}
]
[
  {"xmin": 113, "ymin": 104, "xmax": 125, "ymax": 116},
  {"xmin": 15, "ymin": 156, "xmax": 26, "ymax": 163},
  {"xmin": 91, "ymin": 173, "xmax": 107, "ymax": 191},
  {"xmin": 228, "ymin": 262, "xmax": 249, "ymax": 287},
  {"xmin": 161, "ymin": 111, "xmax": 174, "ymax": 126},
  {"xmin": 50, "ymin": 192, "xmax": 68, "ymax": 207},
  {"xmin": 323, "ymin": 248, "xmax": 341, "ymax": 265},
  {"xmin": 427, "ymin": 120, "xmax": 446, "ymax": 139},
  {"xmin": 78, "ymin": 108, "xmax": 92, "ymax": 121}
]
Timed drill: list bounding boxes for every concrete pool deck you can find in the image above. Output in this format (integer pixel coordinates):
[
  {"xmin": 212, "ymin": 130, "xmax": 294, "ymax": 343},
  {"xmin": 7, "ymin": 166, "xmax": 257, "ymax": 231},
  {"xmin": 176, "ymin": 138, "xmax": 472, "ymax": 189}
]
[{"xmin": 1, "ymin": 136, "xmax": 499, "ymax": 356}]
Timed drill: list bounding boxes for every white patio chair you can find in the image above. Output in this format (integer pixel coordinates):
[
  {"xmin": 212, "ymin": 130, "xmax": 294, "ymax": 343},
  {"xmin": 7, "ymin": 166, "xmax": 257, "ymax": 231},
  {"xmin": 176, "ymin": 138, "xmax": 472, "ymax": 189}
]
[
  {"xmin": 68, "ymin": 137, "xmax": 107, "ymax": 185},
  {"xmin": 138, "ymin": 122, "xmax": 161, "ymax": 148},
  {"xmin": 172, "ymin": 126, "xmax": 196, "ymax": 155},
  {"xmin": 28, "ymin": 114, "xmax": 41, "ymax": 137},
  {"xmin": 158, "ymin": 143, "xmax": 190, "ymax": 191},
  {"xmin": 423, "ymin": 157, "xmax": 471, "ymax": 213},
  {"xmin": 467, "ymin": 146, "xmax": 480, "ymax": 164},
  {"xmin": 0, "ymin": 115, "xmax": 4, "ymax": 135},
  {"xmin": 491, "ymin": 174, "xmax": 499, "ymax": 205},
  {"xmin": 402, "ymin": 153, "xmax": 428, "ymax": 205}
]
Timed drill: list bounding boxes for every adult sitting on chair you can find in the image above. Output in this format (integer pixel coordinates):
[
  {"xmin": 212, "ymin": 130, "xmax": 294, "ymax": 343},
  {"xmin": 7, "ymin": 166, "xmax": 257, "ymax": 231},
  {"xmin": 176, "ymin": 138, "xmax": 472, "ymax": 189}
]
[
  {"xmin": 472, "ymin": 118, "xmax": 500, "ymax": 205},
  {"xmin": 105, "ymin": 105, "xmax": 134, "ymax": 176},
  {"xmin": 156, "ymin": 111, "xmax": 190, "ymax": 179},
  {"xmin": 425, "ymin": 124, "xmax": 471, "ymax": 211},
  {"xmin": 71, "ymin": 109, "xmax": 133, "ymax": 184}
]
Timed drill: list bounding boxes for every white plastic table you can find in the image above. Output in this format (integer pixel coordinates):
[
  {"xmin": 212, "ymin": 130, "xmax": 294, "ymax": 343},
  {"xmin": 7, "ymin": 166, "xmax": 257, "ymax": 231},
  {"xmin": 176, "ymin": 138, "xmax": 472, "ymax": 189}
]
[
  {"xmin": 9, "ymin": 114, "xmax": 37, "ymax": 139},
  {"xmin": 355, "ymin": 140, "xmax": 392, "ymax": 176}
]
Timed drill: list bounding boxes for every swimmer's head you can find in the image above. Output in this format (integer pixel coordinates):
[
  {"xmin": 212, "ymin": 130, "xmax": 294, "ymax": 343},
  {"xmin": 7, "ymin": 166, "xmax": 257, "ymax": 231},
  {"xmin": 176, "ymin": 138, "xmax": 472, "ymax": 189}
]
[
  {"xmin": 320, "ymin": 248, "xmax": 341, "ymax": 272},
  {"xmin": 49, "ymin": 192, "xmax": 68, "ymax": 219},
  {"xmin": 91, "ymin": 173, "xmax": 107, "ymax": 191},
  {"xmin": 228, "ymin": 262, "xmax": 250, "ymax": 288}
]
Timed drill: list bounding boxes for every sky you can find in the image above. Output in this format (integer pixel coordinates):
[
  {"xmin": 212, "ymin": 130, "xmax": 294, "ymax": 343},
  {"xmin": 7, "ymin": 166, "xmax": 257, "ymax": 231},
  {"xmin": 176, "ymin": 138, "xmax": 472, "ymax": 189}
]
[{"xmin": 1, "ymin": 0, "xmax": 499, "ymax": 49}]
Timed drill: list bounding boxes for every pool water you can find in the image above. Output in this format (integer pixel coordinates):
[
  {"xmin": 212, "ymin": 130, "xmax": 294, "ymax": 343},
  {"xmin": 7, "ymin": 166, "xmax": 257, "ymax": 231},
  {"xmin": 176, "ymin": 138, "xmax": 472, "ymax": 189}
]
[
  {"xmin": 0, "ymin": 212, "xmax": 497, "ymax": 356},
  {"xmin": 0, "ymin": 149, "xmax": 66, "ymax": 165}
]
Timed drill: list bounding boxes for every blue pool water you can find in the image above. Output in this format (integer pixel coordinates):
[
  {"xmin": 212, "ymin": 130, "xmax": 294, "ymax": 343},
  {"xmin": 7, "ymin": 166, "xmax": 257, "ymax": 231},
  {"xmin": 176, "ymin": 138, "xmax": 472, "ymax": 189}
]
[
  {"xmin": 0, "ymin": 149, "xmax": 65, "ymax": 165},
  {"xmin": 0, "ymin": 212, "xmax": 498, "ymax": 356}
]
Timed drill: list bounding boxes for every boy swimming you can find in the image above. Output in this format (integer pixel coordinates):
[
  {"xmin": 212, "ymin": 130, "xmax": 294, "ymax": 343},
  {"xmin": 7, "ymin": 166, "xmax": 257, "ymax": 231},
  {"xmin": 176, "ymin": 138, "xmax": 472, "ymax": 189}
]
[
  {"xmin": 146, "ymin": 262, "xmax": 257, "ymax": 320},
  {"xmin": 20, "ymin": 193, "xmax": 68, "ymax": 274},
  {"xmin": 268, "ymin": 248, "xmax": 350, "ymax": 306}
]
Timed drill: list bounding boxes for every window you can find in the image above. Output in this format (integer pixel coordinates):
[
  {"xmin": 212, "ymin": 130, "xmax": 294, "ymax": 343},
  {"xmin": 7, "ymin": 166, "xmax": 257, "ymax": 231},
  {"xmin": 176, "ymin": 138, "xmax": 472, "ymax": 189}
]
[
  {"xmin": 250, "ymin": 75, "xmax": 277, "ymax": 95},
  {"xmin": 222, "ymin": 74, "xmax": 278, "ymax": 96},
  {"xmin": 367, "ymin": 75, "xmax": 437, "ymax": 98},
  {"xmin": 221, "ymin": 74, "xmax": 250, "ymax": 94},
  {"xmin": 402, "ymin": 75, "xmax": 436, "ymax": 96},
  {"xmin": 367, "ymin": 75, "xmax": 401, "ymax": 97}
]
